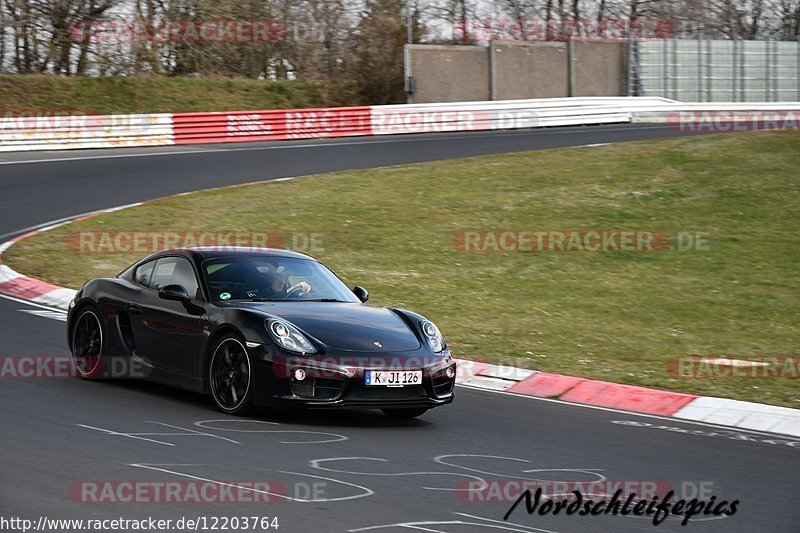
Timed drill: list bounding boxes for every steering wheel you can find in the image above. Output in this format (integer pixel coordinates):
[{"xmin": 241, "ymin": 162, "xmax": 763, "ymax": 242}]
[{"xmin": 285, "ymin": 284, "xmax": 307, "ymax": 299}]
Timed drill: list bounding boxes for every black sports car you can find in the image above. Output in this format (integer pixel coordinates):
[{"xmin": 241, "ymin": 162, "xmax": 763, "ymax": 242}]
[{"xmin": 67, "ymin": 247, "xmax": 456, "ymax": 418}]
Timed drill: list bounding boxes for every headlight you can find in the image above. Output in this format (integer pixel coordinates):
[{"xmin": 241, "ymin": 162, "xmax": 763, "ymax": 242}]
[
  {"xmin": 266, "ymin": 319, "xmax": 317, "ymax": 354},
  {"xmin": 420, "ymin": 320, "xmax": 445, "ymax": 352}
]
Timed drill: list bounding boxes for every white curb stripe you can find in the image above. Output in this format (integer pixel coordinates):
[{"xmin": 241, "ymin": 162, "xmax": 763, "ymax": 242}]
[
  {"xmin": 0, "ymin": 264, "xmax": 22, "ymax": 283},
  {"xmin": 674, "ymin": 397, "xmax": 800, "ymax": 437},
  {"xmin": 32, "ymin": 288, "xmax": 77, "ymax": 310}
]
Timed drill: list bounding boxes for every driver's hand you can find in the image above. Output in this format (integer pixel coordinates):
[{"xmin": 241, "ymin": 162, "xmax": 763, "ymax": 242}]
[{"xmin": 291, "ymin": 281, "xmax": 311, "ymax": 294}]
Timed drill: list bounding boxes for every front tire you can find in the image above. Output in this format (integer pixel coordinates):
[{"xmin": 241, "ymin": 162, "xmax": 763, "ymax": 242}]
[
  {"xmin": 70, "ymin": 306, "xmax": 106, "ymax": 380},
  {"xmin": 208, "ymin": 336, "xmax": 253, "ymax": 415},
  {"xmin": 381, "ymin": 407, "xmax": 429, "ymax": 419}
]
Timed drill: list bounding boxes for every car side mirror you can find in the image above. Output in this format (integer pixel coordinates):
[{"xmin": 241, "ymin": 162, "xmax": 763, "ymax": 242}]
[
  {"xmin": 159, "ymin": 284, "xmax": 190, "ymax": 303},
  {"xmin": 352, "ymin": 286, "xmax": 369, "ymax": 303}
]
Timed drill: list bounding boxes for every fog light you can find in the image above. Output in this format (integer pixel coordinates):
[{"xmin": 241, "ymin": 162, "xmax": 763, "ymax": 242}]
[
  {"xmin": 294, "ymin": 368, "xmax": 306, "ymax": 381},
  {"xmin": 446, "ymin": 365, "xmax": 455, "ymax": 379}
]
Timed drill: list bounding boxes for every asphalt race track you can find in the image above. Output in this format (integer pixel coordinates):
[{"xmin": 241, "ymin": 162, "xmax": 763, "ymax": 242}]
[{"xmin": 1, "ymin": 125, "xmax": 797, "ymax": 532}]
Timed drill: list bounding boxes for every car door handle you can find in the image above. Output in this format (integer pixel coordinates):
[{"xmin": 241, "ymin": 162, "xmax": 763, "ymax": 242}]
[{"xmin": 127, "ymin": 303, "xmax": 143, "ymax": 314}]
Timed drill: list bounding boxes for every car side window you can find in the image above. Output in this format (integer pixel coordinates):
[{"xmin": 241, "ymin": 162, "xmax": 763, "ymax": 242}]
[
  {"xmin": 135, "ymin": 260, "xmax": 156, "ymax": 288},
  {"xmin": 152, "ymin": 257, "xmax": 201, "ymax": 300}
]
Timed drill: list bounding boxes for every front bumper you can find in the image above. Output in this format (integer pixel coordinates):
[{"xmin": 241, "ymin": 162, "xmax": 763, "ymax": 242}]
[{"xmin": 247, "ymin": 344, "xmax": 456, "ymax": 409}]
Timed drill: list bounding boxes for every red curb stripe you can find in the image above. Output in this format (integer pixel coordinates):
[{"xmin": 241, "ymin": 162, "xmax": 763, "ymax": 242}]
[
  {"xmin": 7, "ymin": 230, "xmax": 40, "ymax": 244},
  {"xmin": 0, "ymin": 276, "xmax": 62, "ymax": 300},
  {"xmin": 507, "ymin": 372, "xmax": 586, "ymax": 397},
  {"xmin": 559, "ymin": 379, "xmax": 697, "ymax": 416}
]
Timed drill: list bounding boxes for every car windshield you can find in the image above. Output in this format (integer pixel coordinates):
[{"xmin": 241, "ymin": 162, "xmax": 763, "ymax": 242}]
[{"xmin": 203, "ymin": 255, "xmax": 359, "ymax": 303}]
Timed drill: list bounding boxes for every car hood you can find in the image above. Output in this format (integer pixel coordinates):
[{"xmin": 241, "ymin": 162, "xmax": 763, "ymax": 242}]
[{"xmin": 233, "ymin": 301, "xmax": 421, "ymax": 352}]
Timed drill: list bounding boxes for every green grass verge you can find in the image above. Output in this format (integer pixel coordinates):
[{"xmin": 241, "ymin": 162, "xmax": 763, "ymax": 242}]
[
  {"xmin": 6, "ymin": 131, "xmax": 799, "ymax": 406},
  {"xmin": 0, "ymin": 75, "xmax": 337, "ymax": 115}
]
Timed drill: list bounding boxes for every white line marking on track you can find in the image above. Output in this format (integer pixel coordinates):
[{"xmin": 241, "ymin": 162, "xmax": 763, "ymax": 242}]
[
  {"xmin": 76, "ymin": 424, "xmax": 176, "ymax": 447},
  {"xmin": 0, "ymin": 210, "xmax": 112, "ymax": 242},
  {"xmin": 455, "ymin": 513, "xmax": 559, "ymax": 533},
  {"xmin": 194, "ymin": 419, "xmax": 348, "ymax": 443},
  {"xmin": 147, "ymin": 421, "xmax": 240, "ymax": 445},
  {"xmin": 130, "ymin": 463, "xmax": 374, "ymax": 502},
  {"xmin": 348, "ymin": 518, "xmax": 558, "ymax": 533},
  {"xmin": 0, "ymin": 292, "xmax": 66, "ymax": 312},
  {"xmin": 18, "ymin": 309, "xmax": 67, "ymax": 321},
  {"xmin": 434, "ymin": 454, "xmax": 606, "ymax": 485},
  {"xmin": 309, "ymin": 457, "xmax": 487, "ymax": 492},
  {"xmin": 77, "ymin": 421, "xmax": 246, "ymax": 447}
]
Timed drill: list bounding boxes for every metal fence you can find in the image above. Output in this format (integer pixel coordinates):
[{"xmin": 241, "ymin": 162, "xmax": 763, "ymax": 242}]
[{"xmin": 630, "ymin": 39, "xmax": 800, "ymax": 102}]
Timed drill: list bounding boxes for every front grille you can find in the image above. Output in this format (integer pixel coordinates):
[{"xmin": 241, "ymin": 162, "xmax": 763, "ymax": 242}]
[
  {"xmin": 290, "ymin": 377, "xmax": 344, "ymax": 400},
  {"xmin": 348, "ymin": 385, "xmax": 427, "ymax": 401}
]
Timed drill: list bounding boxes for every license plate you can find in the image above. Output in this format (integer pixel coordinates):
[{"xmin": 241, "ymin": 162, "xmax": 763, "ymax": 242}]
[{"xmin": 365, "ymin": 370, "xmax": 422, "ymax": 387}]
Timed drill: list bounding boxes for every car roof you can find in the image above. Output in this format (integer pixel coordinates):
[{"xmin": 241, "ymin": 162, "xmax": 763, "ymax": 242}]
[{"xmin": 177, "ymin": 246, "xmax": 317, "ymax": 262}]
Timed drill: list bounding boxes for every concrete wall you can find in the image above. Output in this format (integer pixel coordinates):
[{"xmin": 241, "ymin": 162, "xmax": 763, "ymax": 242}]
[
  {"xmin": 406, "ymin": 41, "xmax": 628, "ymax": 102},
  {"xmin": 491, "ymin": 41, "xmax": 569, "ymax": 99},
  {"xmin": 406, "ymin": 45, "xmax": 489, "ymax": 103},
  {"xmin": 573, "ymin": 41, "xmax": 628, "ymax": 96}
]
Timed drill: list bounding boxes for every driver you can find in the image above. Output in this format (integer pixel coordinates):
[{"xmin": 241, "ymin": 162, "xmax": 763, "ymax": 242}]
[{"xmin": 260, "ymin": 271, "xmax": 311, "ymax": 298}]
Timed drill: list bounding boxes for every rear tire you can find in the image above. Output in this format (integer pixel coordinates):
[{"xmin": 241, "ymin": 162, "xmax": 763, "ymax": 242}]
[
  {"xmin": 70, "ymin": 306, "xmax": 106, "ymax": 380},
  {"xmin": 381, "ymin": 408, "xmax": 428, "ymax": 419},
  {"xmin": 208, "ymin": 335, "xmax": 254, "ymax": 415}
]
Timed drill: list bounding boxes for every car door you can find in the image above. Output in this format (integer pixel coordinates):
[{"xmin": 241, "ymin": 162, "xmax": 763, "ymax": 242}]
[{"xmin": 129, "ymin": 256, "xmax": 206, "ymax": 376}]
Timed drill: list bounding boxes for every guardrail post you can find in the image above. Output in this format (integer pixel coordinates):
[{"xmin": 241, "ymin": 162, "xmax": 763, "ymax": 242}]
[
  {"xmin": 766, "ymin": 40, "xmax": 772, "ymax": 102},
  {"xmin": 739, "ymin": 38, "xmax": 746, "ymax": 102},
  {"xmin": 732, "ymin": 39, "xmax": 738, "ymax": 102},
  {"xmin": 662, "ymin": 39, "xmax": 668, "ymax": 99},
  {"xmin": 697, "ymin": 36, "xmax": 703, "ymax": 102},
  {"xmin": 626, "ymin": 38, "xmax": 632, "ymax": 96},
  {"xmin": 404, "ymin": 44, "xmax": 413, "ymax": 104},
  {"xmin": 567, "ymin": 37, "xmax": 575, "ymax": 97},
  {"xmin": 672, "ymin": 39, "xmax": 678, "ymax": 100},
  {"xmin": 488, "ymin": 42, "xmax": 496, "ymax": 101},
  {"xmin": 706, "ymin": 39, "xmax": 713, "ymax": 102}
]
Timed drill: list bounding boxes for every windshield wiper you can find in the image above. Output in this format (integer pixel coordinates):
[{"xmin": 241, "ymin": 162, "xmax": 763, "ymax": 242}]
[{"xmin": 300, "ymin": 298, "xmax": 346, "ymax": 302}]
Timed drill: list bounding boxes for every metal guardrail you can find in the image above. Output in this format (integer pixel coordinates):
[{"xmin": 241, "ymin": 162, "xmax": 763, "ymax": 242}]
[
  {"xmin": 0, "ymin": 113, "xmax": 173, "ymax": 152},
  {"xmin": 0, "ymin": 97, "xmax": 798, "ymax": 152},
  {"xmin": 171, "ymin": 107, "xmax": 372, "ymax": 144}
]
